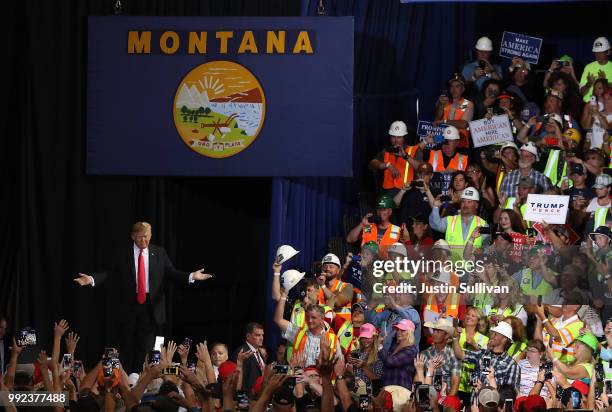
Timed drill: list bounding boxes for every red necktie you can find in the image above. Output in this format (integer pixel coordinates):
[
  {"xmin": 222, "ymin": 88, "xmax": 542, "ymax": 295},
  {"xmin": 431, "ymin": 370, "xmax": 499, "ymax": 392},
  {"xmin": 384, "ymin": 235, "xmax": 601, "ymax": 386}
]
[{"xmin": 137, "ymin": 249, "xmax": 146, "ymax": 304}]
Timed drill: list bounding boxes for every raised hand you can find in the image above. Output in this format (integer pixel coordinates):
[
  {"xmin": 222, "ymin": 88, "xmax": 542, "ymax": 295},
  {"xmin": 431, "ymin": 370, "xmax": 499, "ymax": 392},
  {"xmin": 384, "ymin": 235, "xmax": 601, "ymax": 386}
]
[
  {"xmin": 73, "ymin": 273, "xmax": 93, "ymax": 286},
  {"xmin": 54, "ymin": 320, "xmax": 69, "ymax": 338},
  {"xmin": 38, "ymin": 350, "xmax": 49, "ymax": 370},
  {"xmin": 65, "ymin": 332, "xmax": 80, "ymax": 355},
  {"xmin": 161, "ymin": 341, "xmax": 177, "ymax": 367},
  {"xmin": 192, "ymin": 269, "xmax": 213, "ymax": 281},
  {"xmin": 236, "ymin": 348, "xmax": 254, "ymax": 365},
  {"xmin": 177, "ymin": 344, "xmax": 189, "ymax": 365},
  {"xmin": 289, "ymin": 350, "xmax": 305, "ymax": 368}
]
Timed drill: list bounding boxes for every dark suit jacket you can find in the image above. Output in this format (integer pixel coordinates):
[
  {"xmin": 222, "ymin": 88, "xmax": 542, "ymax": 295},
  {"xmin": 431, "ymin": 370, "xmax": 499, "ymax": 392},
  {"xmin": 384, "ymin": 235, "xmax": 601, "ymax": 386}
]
[
  {"xmin": 92, "ymin": 244, "xmax": 189, "ymax": 325},
  {"xmin": 232, "ymin": 343, "xmax": 263, "ymax": 392}
]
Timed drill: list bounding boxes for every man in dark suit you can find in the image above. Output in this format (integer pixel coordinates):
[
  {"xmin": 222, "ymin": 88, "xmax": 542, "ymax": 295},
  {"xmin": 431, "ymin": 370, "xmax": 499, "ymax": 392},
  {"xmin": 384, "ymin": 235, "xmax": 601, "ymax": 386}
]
[
  {"xmin": 232, "ymin": 322, "xmax": 265, "ymax": 393},
  {"xmin": 74, "ymin": 221, "xmax": 211, "ymax": 372}
]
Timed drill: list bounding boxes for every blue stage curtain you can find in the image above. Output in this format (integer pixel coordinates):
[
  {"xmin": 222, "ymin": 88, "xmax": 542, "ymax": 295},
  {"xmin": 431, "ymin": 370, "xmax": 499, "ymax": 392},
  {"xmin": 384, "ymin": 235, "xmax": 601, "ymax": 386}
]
[{"xmin": 266, "ymin": 0, "xmax": 476, "ymax": 347}]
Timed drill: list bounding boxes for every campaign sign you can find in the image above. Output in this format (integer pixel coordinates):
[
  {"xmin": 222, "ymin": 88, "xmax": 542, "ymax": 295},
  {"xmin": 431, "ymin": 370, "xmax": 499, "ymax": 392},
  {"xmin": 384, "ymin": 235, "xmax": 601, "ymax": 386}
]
[
  {"xmin": 468, "ymin": 115, "xmax": 513, "ymax": 148},
  {"xmin": 524, "ymin": 194, "xmax": 569, "ymax": 224},
  {"xmin": 499, "ymin": 31, "xmax": 542, "ymax": 64},
  {"xmin": 417, "ymin": 121, "xmax": 448, "ymax": 139},
  {"xmin": 87, "ymin": 17, "xmax": 353, "ymax": 176}
]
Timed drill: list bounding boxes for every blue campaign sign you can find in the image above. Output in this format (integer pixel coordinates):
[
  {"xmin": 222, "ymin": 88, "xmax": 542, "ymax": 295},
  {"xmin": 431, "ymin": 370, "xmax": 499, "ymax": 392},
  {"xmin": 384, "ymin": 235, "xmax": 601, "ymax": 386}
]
[
  {"xmin": 416, "ymin": 121, "xmax": 447, "ymax": 138},
  {"xmin": 499, "ymin": 31, "xmax": 543, "ymax": 64},
  {"xmin": 87, "ymin": 17, "xmax": 353, "ymax": 176}
]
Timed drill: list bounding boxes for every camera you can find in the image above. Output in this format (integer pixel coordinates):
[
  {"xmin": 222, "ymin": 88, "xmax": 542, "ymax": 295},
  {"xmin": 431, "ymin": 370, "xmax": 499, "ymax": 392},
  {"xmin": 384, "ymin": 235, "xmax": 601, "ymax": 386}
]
[
  {"xmin": 416, "ymin": 385, "xmax": 431, "ymax": 409},
  {"xmin": 413, "ymin": 180, "xmax": 424, "ymax": 188},
  {"xmin": 478, "ymin": 60, "xmax": 487, "ymax": 71},
  {"xmin": 367, "ymin": 214, "xmax": 382, "ymax": 225},
  {"xmin": 482, "ymin": 356, "xmax": 491, "ymax": 370},
  {"xmin": 162, "ymin": 364, "xmax": 180, "ymax": 376},
  {"xmin": 541, "ymin": 361, "xmax": 553, "ymax": 380},
  {"xmin": 273, "ymin": 364, "xmax": 291, "ymax": 375},
  {"xmin": 16, "ymin": 328, "xmax": 37, "ymax": 347},
  {"xmin": 236, "ymin": 391, "xmax": 250, "ymax": 410},
  {"xmin": 62, "ymin": 354, "xmax": 72, "ymax": 370},
  {"xmin": 148, "ymin": 350, "xmax": 161, "ymax": 365},
  {"xmin": 359, "ymin": 394, "xmax": 371, "ymax": 410}
]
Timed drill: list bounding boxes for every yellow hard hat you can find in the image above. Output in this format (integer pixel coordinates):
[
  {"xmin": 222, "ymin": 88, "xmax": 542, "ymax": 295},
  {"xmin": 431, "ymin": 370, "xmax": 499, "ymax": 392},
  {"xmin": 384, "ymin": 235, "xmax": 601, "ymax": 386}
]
[{"xmin": 563, "ymin": 128, "xmax": 581, "ymax": 144}]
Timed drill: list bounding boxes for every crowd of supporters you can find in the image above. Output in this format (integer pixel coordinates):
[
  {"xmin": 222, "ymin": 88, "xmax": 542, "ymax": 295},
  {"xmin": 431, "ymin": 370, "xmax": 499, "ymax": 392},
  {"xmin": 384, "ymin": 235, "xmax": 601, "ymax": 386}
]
[{"xmin": 2, "ymin": 35, "xmax": 612, "ymax": 412}]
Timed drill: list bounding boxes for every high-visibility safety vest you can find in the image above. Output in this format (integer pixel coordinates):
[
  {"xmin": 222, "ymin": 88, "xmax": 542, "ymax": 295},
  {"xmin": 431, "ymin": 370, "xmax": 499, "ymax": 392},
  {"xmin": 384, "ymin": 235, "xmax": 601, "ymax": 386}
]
[
  {"xmin": 337, "ymin": 320, "xmax": 359, "ymax": 354},
  {"xmin": 594, "ymin": 207, "xmax": 610, "ymax": 230},
  {"xmin": 291, "ymin": 326, "xmax": 338, "ymax": 362},
  {"xmin": 424, "ymin": 293, "xmax": 460, "ymax": 318},
  {"xmin": 542, "ymin": 314, "xmax": 584, "ymax": 364},
  {"xmin": 353, "ymin": 287, "xmax": 366, "ymax": 305},
  {"xmin": 507, "ymin": 339, "xmax": 528, "ymax": 360},
  {"xmin": 543, "ymin": 149, "xmax": 569, "ymax": 188},
  {"xmin": 458, "ymin": 330, "xmax": 489, "ymax": 392},
  {"xmin": 362, "ymin": 224, "xmax": 401, "ymax": 259},
  {"xmin": 442, "ymin": 98, "xmax": 472, "ymax": 148},
  {"xmin": 503, "ymin": 198, "xmax": 532, "ymax": 229},
  {"xmin": 287, "ymin": 302, "xmax": 334, "ymax": 360},
  {"xmin": 445, "ymin": 215, "xmax": 487, "ymax": 259},
  {"xmin": 517, "ymin": 268, "xmax": 555, "ymax": 297},
  {"xmin": 485, "ymin": 305, "xmax": 525, "ymax": 322},
  {"xmin": 382, "ymin": 146, "xmax": 419, "ymax": 189},
  {"xmin": 318, "ymin": 279, "xmax": 352, "ymax": 323},
  {"xmin": 428, "ymin": 151, "xmax": 468, "ymax": 172}
]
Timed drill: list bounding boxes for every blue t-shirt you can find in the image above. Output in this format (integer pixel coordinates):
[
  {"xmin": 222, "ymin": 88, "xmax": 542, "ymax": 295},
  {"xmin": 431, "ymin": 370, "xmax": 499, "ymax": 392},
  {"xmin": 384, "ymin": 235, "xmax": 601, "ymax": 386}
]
[{"xmin": 462, "ymin": 61, "xmax": 502, "ymax": 91}]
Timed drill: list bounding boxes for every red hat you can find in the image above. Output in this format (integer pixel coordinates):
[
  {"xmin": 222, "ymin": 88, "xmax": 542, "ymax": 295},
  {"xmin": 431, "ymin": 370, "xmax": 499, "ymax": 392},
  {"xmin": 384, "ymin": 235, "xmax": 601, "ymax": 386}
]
[
  {"xmin": 515, "ymin": 395, "xmax": 546, "ymax": 412},
  {"xmin": 303, "ymin": 366, "xmax": 320, "ymax": 373},
  {"xmin": 443, "ymin": 395, "xmax": 463, "ymax": 411},
  {"xmin": 218, "ymin": 361, "xmax": 237, "ymax": 381},
  {"xmin": 383, "ymin": 390, "xmax": 394, "ymax": 410},
  {"xmin": 571, "ymin": 380, "xmax": 589, "ymax": 396}
]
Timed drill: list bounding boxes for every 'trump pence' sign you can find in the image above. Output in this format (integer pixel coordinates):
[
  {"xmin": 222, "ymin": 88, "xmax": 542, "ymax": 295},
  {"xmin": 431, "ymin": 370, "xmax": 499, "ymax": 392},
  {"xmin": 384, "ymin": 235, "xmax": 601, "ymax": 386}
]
[
  {"xmin": 524, "ymin": 194, "xmax": 569, "ymax": 224},
  {"xmin": 500, "ymin": 31, "xmax": 543, "ymax": 64},
  {"xmin": 468, "ymin": 115, "xmax": 513, "ymax": 148}
]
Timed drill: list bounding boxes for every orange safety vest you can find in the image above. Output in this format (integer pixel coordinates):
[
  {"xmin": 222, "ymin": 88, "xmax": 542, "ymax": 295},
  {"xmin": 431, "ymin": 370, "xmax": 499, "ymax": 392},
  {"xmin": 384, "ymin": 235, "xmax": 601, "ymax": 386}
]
[
  {"xmin": 292, "ymin": 326, "xmax": 338, "ymax": 361},
  {"xmin": 361, "ymin": 223, "xmax": 401, "ymax": 246},
  {"xmin": 318, "ymin": 279, "xmax": 353, "ymax": 323},
  {"xmin": 428, "ymin": 151, "xmax": 468, "ymax": 172},
  {"xmin": 382, "ymin": 146, "xmax": 419, "ymax": 189},
  {"xmin": 442, "ymin": 98, "xmax": 471, "ymax": 148},
  {"xmin": 424, "ymin": 293, "xmax": 460, "ymax": 318}
]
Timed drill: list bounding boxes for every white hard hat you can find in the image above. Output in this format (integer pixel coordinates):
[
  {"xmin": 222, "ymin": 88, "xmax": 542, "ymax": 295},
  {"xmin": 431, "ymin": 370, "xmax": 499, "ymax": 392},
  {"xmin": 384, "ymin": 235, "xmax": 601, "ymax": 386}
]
[
  {"xmin": 461, "ymin": 186, "xmax": 480, "ymax": 201},
  {"xmin": 432, "ymin": 239, "xmax": 450, "ymax": 253},
  {"xmin": 276, "ymin": 245, "xmax": 300, "ymax": 264},
  {"xmin": 520, "ymin": 141, "xmax": 539, "ymax": 161},
  {"xmin": 548, "ymin": 113, "xmax": 563, "ymax": 126},
  {"xmin": 321, "ymin": 253, "xmax": 341, "ymax": 267},
  {"xmin": 388, "ymin": 120, "xmax": 408, "ymax": 137},
  {"xmin": 593, "ymin": 36, "xmax": 611, "ymax": 53},
  {"xmin": 387, "ymin": 242, "xmax": 407, "ymax": 257},
  {"xmin": 443, "ymin": 125, "xmax": 460, "ymax": 140},
  {"xmin": 500, "ymin": 141, "xmax": 518, "ymax": 153},
  {"xmin": 128, "ymin": 373, "xmax": 140, "ymax": 388},
  {"xmin": 490, "ymin": 321, "xmax": 514, "ymax": 341},
  {"xmin": 475, "ymin": 36, "xmax": 493, "ymax": 52},
  {"xmin": 281, "ymin": 269, "xmax": 306, "ymax": 291}
]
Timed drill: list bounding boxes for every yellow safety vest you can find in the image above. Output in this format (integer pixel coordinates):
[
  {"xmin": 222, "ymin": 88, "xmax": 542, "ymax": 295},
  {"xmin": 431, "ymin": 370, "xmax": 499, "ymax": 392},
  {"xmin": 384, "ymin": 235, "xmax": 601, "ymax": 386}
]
[
  {"xmin": 518, "ymin": 268, "xmax": 556, "ymax": 296},
  {"xmin": 291, "ymin": 327, "xmax": 338, "ymax": 362},
  {"xmin": 542, "ymin": 315, "xmax": 584, "ymax": 364},
  {"xmin": 594, "ymin": 207, "xmax": 609, "ymax": 230},
  {"xmin": 337, "ymin": 320, "xmax": 359, "ymax": 354},
  {"xmin": 543, "ymin": 149, "xmax": 569, "ymax": 188},
  {"xmin": 458, "ymin": 331, "xmax": 489, "ymax": 392},
  {"xmin": 445, "ymin": 215, "xmax": 487, "ymax": 259},
  {"xmin": 287, "ymin": 303, "xmax": 333, "ymax": 360},
  {"xmin": 507, "ymin": 339, "xmax": 528, "ymax": 360}
]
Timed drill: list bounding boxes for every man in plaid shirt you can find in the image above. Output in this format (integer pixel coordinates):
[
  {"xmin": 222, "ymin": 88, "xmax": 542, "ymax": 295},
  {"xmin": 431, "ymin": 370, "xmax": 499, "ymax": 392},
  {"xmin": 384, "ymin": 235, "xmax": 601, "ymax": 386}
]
[
  {"xmin": 499, "ymin": 142, "xmax": 551, "ymax": 198},
  {"xmin": 421, "ymin": 317, "xmax": 461, "ymax": 395},
  {"xmin": 453, "ymin": 321, "xmax": 520, "ymax": 391}
]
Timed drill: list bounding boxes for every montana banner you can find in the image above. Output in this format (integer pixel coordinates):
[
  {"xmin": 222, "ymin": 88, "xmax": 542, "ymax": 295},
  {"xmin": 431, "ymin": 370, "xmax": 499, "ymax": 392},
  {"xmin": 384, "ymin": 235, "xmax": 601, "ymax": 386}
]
[{"xmin": 87, "ymin": 17, "xmax": 354, "ymax": 176}]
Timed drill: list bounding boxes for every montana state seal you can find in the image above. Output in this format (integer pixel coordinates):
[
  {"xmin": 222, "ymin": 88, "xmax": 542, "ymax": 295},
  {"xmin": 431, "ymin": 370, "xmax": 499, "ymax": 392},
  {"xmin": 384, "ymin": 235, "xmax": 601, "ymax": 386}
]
[{"xmin": 173, "ymin": 60, "xmax": 266, "ymax": 158}]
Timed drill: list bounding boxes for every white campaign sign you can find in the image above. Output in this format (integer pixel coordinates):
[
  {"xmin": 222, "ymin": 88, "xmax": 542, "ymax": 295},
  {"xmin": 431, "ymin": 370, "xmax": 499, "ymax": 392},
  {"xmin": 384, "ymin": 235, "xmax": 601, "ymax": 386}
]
[
  {"xmin": 524, "ymin": 194, "xmax": 569, "ymax": 224},
  {"xmin": 468, "ymin": 115, "xmax": 513, "ymax": 148}
]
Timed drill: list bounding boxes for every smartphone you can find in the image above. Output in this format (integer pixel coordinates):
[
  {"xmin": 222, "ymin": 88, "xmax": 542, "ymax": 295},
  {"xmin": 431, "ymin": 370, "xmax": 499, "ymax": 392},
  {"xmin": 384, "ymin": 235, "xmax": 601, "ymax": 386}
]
[
  {"xmin": 482, "ymin": 356, "xmax": 491, "ymax": 370},
  {"xmin": 153, "ymin": 336, "xmax": 165, "ymax": 351},
  {"xmin": 504, "ymin": 399, "xmax": 514, "ymax": 412},
  {"xmin": 433, "ymin": 374, "xmax": 443, "ymax": 393},
  {"xmin": 413, "ymin": 180, "xmax": 424, "ymax": 188},
  {"xmin": 358, "ymin": 394, "xmax": 371, "ymax": 410},
  {"xmin": 416, "ymin": 385, "xmax": 430, "ymax": 407},
  {"xmin": 102, "ymin": 358, "xmax": 113, "ymax": 378},
  {"xmin": 104, "ymin": 347, "xmax": 117, "ymax": 357},
  {"xmin": 16, "ymin": 328, "xmax": 37, "ymax": 347},
  {"xmin": 72, "ymin": 360, "xmax": 83, "ymax": 377},
  {"xmin": 571, "ymin": 390, "xmax": 581, "ymax": 408},
  {"xmin": 439, "ymin": 195, "xmax": 451, "ymax": 202},
  {"xmin": 188, "ymin": 359, "xmax": 197, "ymax": 373},
  {"xmin": 181, "ymin": 338, "xmax": 193, "ymax": 350},
  {"xmin": 148, "ymin": 350, "xmax": 161, "ymax": 365},
  {"xmin": 62, "ymin": 354, "xmax": 72, "ymax": 369},
  {"xmin": 236, "ymin": 391, "xmax": 250, "ymax": 410},
  {"xmin": 273, "ymin": 364, "xmax": 290, "ymax": 375},
  {"xmin": 479, "ymin": 226, "xmax": 491, "ymax": 235},
  {"xmin": 441, "ymin": 89, "xmax": 448, "ymax": 98},
  {"xmin": 605, "ymin": 379, "xmax": 612, "ymax": 396},
  {"xmin": 367, "ymin": 214, "xmax": 382, "ymax": 225}
]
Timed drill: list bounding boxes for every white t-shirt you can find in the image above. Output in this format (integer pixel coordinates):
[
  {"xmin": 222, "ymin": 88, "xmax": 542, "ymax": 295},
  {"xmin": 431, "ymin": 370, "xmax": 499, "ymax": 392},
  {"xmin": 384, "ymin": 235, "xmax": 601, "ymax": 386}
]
[{"xmin": 586, "ymin": 197, "xmax": 611, "ymax": 213}]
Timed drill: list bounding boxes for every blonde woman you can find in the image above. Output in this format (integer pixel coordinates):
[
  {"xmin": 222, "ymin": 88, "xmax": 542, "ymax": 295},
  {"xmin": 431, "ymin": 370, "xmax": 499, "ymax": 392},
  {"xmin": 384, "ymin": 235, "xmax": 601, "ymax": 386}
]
[
  {"xmin": 347, "ymin": 323, "xmax": 383, "ymax": 388},
  {"xmin": 379, "ymin": 319, "xmax": 418, "ymax": 388}
]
